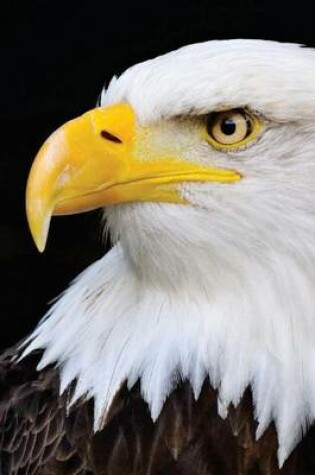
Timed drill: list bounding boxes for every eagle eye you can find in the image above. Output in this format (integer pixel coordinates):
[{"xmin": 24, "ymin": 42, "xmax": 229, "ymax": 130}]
[{"xmin": 205, "ymin": 109, "xmax": 261, "ymax": 150}]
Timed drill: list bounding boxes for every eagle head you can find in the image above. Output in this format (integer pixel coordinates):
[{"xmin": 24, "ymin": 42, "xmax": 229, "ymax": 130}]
[{"xmin": 24, "ymin": 39, "xmax": 315, "ymax": 466}]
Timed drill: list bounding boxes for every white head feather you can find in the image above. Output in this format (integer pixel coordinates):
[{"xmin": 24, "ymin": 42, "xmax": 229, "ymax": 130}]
[{"xmin": 23, "ymin": 39, "xmax": 315, "ymax": 467}]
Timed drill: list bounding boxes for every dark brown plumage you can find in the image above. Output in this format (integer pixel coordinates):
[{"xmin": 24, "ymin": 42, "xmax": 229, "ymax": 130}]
[{"xmin": 1, "ymin": 344, "xmax": 315, "ymax": 474}]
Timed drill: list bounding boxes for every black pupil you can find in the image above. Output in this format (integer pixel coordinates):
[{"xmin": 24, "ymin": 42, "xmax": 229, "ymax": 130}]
[{"xmin": 221, "ymin": 118, "xmax": 236, "ymax": 136}]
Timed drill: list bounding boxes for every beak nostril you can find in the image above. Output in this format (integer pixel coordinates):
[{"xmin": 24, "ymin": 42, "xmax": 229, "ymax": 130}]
[{"xmin": 100, "ymin": 130, "xmax": 123, "ymax": 144}]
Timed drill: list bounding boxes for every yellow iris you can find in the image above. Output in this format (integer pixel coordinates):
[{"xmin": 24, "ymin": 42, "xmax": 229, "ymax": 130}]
[{"xmin": 204, "ymin": 109, "xmax": 262, "ymax": 151}]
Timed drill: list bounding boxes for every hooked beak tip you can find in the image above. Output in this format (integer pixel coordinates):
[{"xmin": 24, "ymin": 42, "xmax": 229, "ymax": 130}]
[{"xmin": 26, "ymin": 199, "xmax": 52, "ymax": 253}]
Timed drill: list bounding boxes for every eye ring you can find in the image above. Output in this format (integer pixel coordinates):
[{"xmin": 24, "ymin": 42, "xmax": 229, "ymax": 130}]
[{"xmin": 205, "ymin": 109, "xmax": 261, "ymax": 150}]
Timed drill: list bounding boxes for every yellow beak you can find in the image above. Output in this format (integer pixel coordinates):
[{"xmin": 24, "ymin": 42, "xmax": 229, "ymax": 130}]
[{"xmin": 26, "ymin": 103, "xmax": 241, "ymax": 252}]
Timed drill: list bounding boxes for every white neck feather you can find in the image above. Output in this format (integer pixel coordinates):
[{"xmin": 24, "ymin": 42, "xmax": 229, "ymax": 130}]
[{"xmin": 23, "ymin": 235, "xmax": 315, "ymax": 467}]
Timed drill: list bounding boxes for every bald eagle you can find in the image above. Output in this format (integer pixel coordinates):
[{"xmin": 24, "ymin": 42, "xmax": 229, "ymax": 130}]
[{"xmin": 1, "ymin": 39, "xmax": 315, "ymax": 474}]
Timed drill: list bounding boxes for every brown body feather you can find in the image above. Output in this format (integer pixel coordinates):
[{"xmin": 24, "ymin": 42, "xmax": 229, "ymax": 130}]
[{"xmin": 0, "ymin": 345, "xmax": 314, "ymax": 474}]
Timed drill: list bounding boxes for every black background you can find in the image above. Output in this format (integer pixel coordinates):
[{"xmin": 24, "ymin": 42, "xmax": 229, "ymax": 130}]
[{"xmin": 1, "ymin": 0, "xmax": 315, "ymax": 349}]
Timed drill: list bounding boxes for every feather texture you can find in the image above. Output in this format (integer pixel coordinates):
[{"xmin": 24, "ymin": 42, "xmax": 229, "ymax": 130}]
[{"xmin": 2, "ymin": 344, "xmax": 314, "ymax": 474}]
